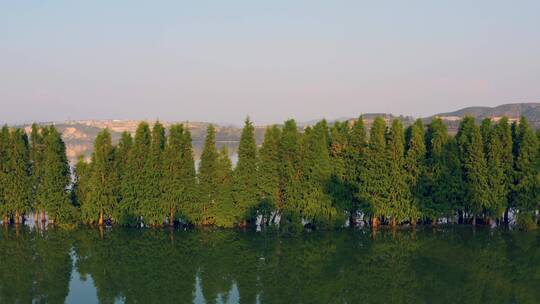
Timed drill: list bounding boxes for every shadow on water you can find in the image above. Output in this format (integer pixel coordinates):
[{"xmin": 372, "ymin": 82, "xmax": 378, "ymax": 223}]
[{"xmin": 1, "ymin": 226, "xmax": 540, "ymax": 303}]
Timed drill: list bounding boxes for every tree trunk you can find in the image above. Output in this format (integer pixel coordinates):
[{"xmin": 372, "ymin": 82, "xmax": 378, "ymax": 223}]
[
  {"xmin": 15, "ymin": 210, "xmax": 20, "ymax": 225},
  {"xmin": 391, "ymin": 217, "xmax": 397, "ymax": 228},
  {"xmin": 2, "ymin": 215, "xmax": 7, "ymax": 225},
  {"xmin": 35, "ymin": 211, "xmax": 39, "ymax": 223},
  {"xmin": 169, "ymin": 208, "xmax": 174, "ymax": 227},
  {"xmin": 371, "ymin": 216, "xmax": 379, "ymax": 228},
  {"xmin": 41, "ymin": 209, "xmax": 46, "ymax": 222},
  {"xmin": 504, "ymin": 208, "xmax": 509, "ymax": 225},
  {"xmin": 472, "ymin": 215, "xmax": 476, "ymax": 226},
  {"xmin": 98, "ymin": 211, "xmax": 104, "ymax": 226}
]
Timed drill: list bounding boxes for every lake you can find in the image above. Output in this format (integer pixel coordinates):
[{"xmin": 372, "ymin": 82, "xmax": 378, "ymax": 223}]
[{"xmin": 0, "ymin": 226, "xmax": 539, "ymax": 303}]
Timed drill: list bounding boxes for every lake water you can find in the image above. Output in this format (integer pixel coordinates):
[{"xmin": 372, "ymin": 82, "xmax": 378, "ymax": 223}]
[{"xmin": 0, "ymin": 226, "xmax": 539, "ymax": 303}]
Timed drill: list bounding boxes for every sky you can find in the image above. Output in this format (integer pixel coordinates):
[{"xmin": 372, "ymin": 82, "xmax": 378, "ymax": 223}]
[{"xmin": 1, "ymin": 1, "xmax": 539, "ymax": 125}]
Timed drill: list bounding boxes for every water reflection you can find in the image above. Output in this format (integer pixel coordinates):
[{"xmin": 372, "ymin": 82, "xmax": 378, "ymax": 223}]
[{"xmin": 1, "ymin": 227, "xmax": 539, "ymax": 303}]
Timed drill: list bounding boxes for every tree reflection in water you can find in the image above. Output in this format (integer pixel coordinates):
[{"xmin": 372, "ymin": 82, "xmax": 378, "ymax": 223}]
[{"xmin": 0, "ymin": 227, "xmax": 539, "ymax": 303}]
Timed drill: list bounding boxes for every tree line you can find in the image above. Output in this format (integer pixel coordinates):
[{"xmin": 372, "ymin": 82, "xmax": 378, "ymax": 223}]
[{"xmin": 0, "ymin": 116, "xmax": 539, "ymax": 229}]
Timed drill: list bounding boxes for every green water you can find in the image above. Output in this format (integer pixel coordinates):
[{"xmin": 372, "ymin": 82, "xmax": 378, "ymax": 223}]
[{"xmin": 0, "ymin": 226, "xmax": 539, "ymax": 304}]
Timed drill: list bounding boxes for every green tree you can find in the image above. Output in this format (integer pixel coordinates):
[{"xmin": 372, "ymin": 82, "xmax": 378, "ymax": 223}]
[
  {"xmin": 214, "ymin": 146, "xmax": 236, "ymax": 228},
  {"xmin": 0, "ymin": 125, "xmax": 9, "ymax": 223},
  {"xmin": 404, "ymin": 119, "xmax": 426, "ymax": 224},
  {"xmin": 422, "ymin": 118, "xmax": 463, "ymax": 222},
  {"xmin": 73, "ymin": 155, "xmax": 91, "ymax": 211},
  {"xmin": 29, "ymin": 123, "xmax": 46, "ymax": 222},
  {"xmin": 345, "ymin": 117, "xmax": 367, "ymax": 224},
  {"xmin": 121, "ymin": 122, "xmax": 152, "ymax": 226},
  {"xmin": 257, "ymin": 125, "xmax": 281, "ymax": 226},
  {"xmin": 386, "ymin": 119, "xmax": 414, "ymax": 226},
  {"xmin": 113, "ymin": 131, "xmax": 133, "ymax": 219},
  {"xmin": 358, "ymin": 117, "xmax": 389, "ymax": 227},
  {"xmin": 198, "ymin": 125, "xmax": 220, "ymax": 226},
  {"xmin": 232, "ymin": 118, "xmax": 259, "ymax": 226},
  {"xmin": 485, "ymin": 123, "xmax": 507, "ymax": 222},
  {"xmin": 36, "ymin": 126, "xmax": 74, "ymax": 224},
  {"xmin": 142, "ymin": 121, "xmax": 166, "ymax": 226},
  {"xmin": 4, "ymin": 129, "xmax": 32, "ymax": 224},
  {"xmin": 161, "ymin": 124, "xmax": 187, "ymax": 226},
  {"xmin": 494, "ymin": 117, "xmax": 514, "ymax": 223},
  {"xmin": 512, "ymin": 116, "xmax": 539, "ymax": 224},
  {"xmin": 300, "ymin": 121, "xmax": 337, "ymax": 228},
  {"xmin": 84, "ymin": 129, "xmax": 118, "ymax": 225},
  {"xmin": 278, "ymin": 120, "xmax": 303, "ymax": 229},
  {"xmin": 178, "ymin": 127, "xmax": 198, "ymax": 223},
  {"xmin": 456, "ymin": 117, "xmax": 490, "ymax": 224}
]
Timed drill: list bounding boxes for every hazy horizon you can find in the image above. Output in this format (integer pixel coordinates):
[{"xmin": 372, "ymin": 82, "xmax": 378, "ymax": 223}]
[{"xmin": 1, "ymin": 1, "xmax": 539, "ymax": 125}]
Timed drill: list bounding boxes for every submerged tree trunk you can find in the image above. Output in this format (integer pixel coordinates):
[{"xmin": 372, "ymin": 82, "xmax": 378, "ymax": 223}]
[
  {"xmin": 98, "ymin": 211, "xmax": 104, "ymax": 226},
  {"xmin": 371, "ymin": 216, "xmax": 379, "ymax": 228},
  {"xmin": 169, "ymin": 208, "xmax": 174, "ymax": 227}
]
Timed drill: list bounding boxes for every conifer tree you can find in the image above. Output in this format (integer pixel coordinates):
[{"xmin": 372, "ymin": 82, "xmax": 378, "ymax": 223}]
[
  {"xmin": 485, "ymin": 125, "xmax": 507, "ymax": 222},
  {"xmin": 480, "ymin": 118, "xmax": 493, "ymax": 154},
  {"xmin": 73, "ymin": 155, "xmax": 91, "ymax": 211},
  {"xmin": 36, "ymin": 126, "xmax": 74, "ymax": 224},
  {"xmin": 494, "ymin": 117, "xmax": 514, "ymax": 223},
  {"xmin": 257, "ymin": 125, "xmax": 281, "ymax": 226},
  {"xmin": 115, "ymin": 132, "xmax": 133, "ymax": 181},
  {"xmin": 456, "ymin": 117, "xmax": 490, "ymax": 224},
  {"xmin": 113, "ymin": 132, "xmax": 132, "ymax": 218},
  {"xmin": 422, "ymin": 118, "xmax": 462, "ymax": 222},
  {"xmin": 29, "ymin": 123, "xmax": 45, "ymax": 221},
  {"xmin": 0, "ymin": 126, "xmax": 9, "ymax": 223},
  {"xmin": 358, "ymin": 117, "xmax": 389, "ymax": 227},
  {"xmin": 4, "ymin": 129, "xmax": 31, "ymax": 224},
  {"xmin": 300, "ymin": 121, "xmax": 336, "ymax": 228},
  {"xmin": 142, "ymin": 121, "xmax": 166, "ymax": 225},
  {"xmin": 278, "ymin": 120, "xmax": 302, "ymax": 227},
  {"xmin": 328, "ymin": 121, "xmax": 354, "ymax": 225},
  {"xmin": 340, "ymin": 117, "xmax": 367, "ymax": 226},
  {"xmin": 178, "ymin": 127, "xmax": 198, "ymax": 223},
  {"xmin": 198, "ymin": 125, "xmax": 220, "ymax": 225},
  {"xmin": 214, "ymin": 146, "xmax": 236, "ymax": 228},
  {"xmin": 84, "ymin": 129, "xmax": 118, "ymax": 225},
  {"xmin": 512, "ymin": 116, "xmax": 539, "ymax": 223},
  {"xmin": 232, "ymin": 118, "xmax": 259, "ymax": 226},
  {"xmin": 404, "ymin": 119, "xmax": 426, "ymax": 224},
  {"xmin": 121, "ymin": 122, "xmax": 151, "ymax": 226},
  {"xmin": 161, "ymin": 124, "xmax": 185, "ymax": 226},
  {"xmin": 386, "ymin": 119, "xmax": 413, "ymax": 226}
]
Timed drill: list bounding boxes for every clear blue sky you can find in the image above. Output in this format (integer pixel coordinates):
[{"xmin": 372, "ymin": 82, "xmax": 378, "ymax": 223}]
[{"xmin": 1, "ymin": 1, "xmax": 539, "ymax": 124}]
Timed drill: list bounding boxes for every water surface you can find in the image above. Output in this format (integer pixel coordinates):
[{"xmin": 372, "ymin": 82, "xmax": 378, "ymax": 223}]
[{"xmin": 1, "ymin": 226, "xmax": 539, "ymax": 303}]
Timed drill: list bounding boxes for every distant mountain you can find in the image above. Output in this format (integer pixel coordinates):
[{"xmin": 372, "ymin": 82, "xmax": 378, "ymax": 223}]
[
  {"xmin": 433, "ymin": 103, "xmax": 540, "ymax": 121},
  {"xmin": 14, "ymin": 102, "xmax": 540, "ymax": 162},
  {"xmin": 430, "ymin": 103, "xmax": 540, "ymax": 133}
]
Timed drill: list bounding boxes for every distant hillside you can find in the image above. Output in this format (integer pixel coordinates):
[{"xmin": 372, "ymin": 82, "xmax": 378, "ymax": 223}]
[
  {"xmin": 14, "ymin": 102, "xmax": 540, "ymax": 162},
  {"xmin": 430, "ymin": 103, "xmax": 540, "ymax": 133},
  {"xmin": 20, "ymin": 120, "xmax": 267, "ymax": 162}
]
